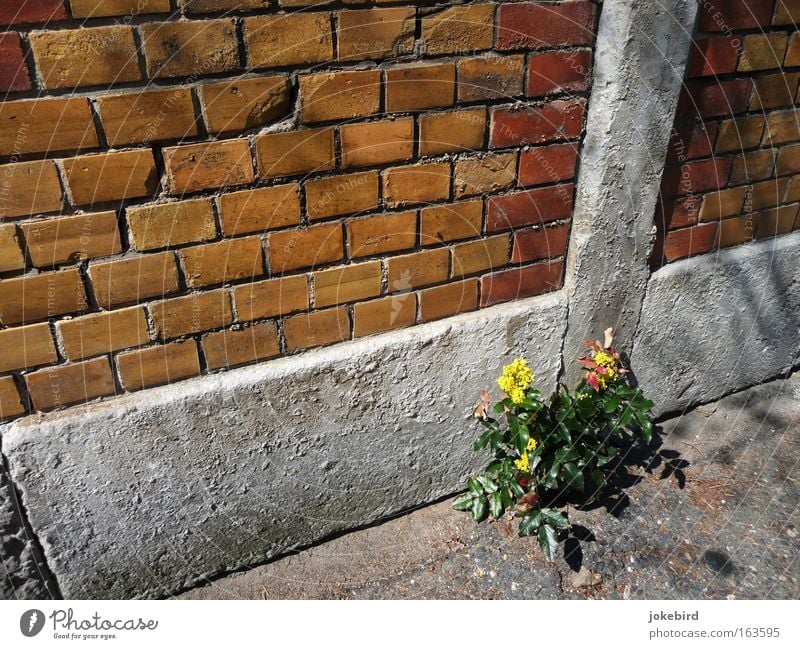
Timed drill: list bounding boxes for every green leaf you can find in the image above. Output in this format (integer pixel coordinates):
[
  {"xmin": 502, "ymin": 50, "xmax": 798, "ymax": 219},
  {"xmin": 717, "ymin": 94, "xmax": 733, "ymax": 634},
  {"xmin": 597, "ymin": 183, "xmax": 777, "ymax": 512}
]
[
  {"xmin": 493, "ymin": 401, "xmax": 506, "ymax": 414},
  {"xmin": 477, "ymin": 474, "xmax": 499, "ymax": 494},
  {"xmin": 616, "ymin": 385, "xmax": 636, "ymax": 399},
  {"xmin": 635, "ymin": 410, "xmax": 653, "ymax": 444},
  {"xmin": 562, "ymin": 462, "xmax": 584, "ymax": 492},
  {"xmin": 632, "ymin": 396, "xmax": 655, "ymax": 411},
  {"xmin": 596, "ymin": 447, "xmax": 619, "ymax": 467},
  {"xmin": 474, "ymin": 428, "xmax": 494, "ymax": 451},
  {"xmin": 499, "ymin": 488, "xmax": 512, "ymax": 509},
  {"xmin": 472, "ymin": 496, "xmax": 488, "ymax": 522},
  {"xmin": 603, "ymin": 394, "xmax": 621, "ymax": 413},
  {"xmin": 467, "ymin": 478, "xmax": 482, "ymax": 496},
  {"xmin": 618, "ymin": 405, "xmax": 635, "ymax": 427},
  {"xmin": 555, "ymin": 447, "xmax": 578, "ymax": 464},
  {"xmin": 519, "ymin": 511, "xmax": 542, "ymax": 537},
  {"xmin": 509, "ymin": 480, "xmax": 525, "ymax": 498},
  {"xmin": 542, "ymin": 509, "xmax": 569, "ymax": 529},
  {"xmin": 514, "ymin": 426, "xmax": 530, "ymax": 455},
  {"xmin": 452, "ymin": 493, "xmax": 474, "ymax": 511},
  {"xmin": 488, "ymin": 492, "xmax": 503, "ymax": 519},
  {"xmin": 538, "ymin": 523, "xmax": 559, "ymax": 560}
]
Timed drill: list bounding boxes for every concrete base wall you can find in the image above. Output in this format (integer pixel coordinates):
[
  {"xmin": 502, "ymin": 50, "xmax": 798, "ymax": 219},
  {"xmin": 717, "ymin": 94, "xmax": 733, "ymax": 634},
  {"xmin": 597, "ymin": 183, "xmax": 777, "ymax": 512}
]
[
  {"xmin": 2, "ymin": 293, "xmax": 567, "ymax": 598},
  {"xmin": 632, "ymin": 232, "xmax": 800, "ymax": 416}
]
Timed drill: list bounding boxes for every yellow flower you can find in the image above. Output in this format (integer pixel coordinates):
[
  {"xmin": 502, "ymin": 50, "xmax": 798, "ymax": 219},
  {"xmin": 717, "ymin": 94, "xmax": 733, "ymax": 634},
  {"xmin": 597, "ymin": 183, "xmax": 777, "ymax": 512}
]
[
  {"xmin": 590, "ymin": 350, "xmax": 619, "ymax": 391},
  {"xmin": 527, "ymin": 437, "xmax": 538, "ymax": 451},
  {"xmin": 498, "ymin": 358, "xmax": 535, "ymax": 405},
  {"xmin": 514, "ymin": 437, "xmax": 538, "ymax": 473}
]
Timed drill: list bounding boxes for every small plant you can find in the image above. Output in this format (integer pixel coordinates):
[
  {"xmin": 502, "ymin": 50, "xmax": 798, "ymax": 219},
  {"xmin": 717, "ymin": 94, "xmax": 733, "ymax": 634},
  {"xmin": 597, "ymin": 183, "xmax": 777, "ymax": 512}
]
[{"xmin": 453, "ymin": 328, "xmax": 654, "ymax": 560}]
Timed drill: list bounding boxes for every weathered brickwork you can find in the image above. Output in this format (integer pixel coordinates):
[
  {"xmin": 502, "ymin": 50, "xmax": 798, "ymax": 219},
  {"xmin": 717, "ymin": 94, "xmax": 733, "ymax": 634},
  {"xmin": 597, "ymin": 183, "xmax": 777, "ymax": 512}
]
[
  {"xmin": 654, "ymin": 0, "xmax": 800, "ymax": 264},
  {"xmin": 0, "ymin": 1, "xmax": 598, "ymax": 418}
]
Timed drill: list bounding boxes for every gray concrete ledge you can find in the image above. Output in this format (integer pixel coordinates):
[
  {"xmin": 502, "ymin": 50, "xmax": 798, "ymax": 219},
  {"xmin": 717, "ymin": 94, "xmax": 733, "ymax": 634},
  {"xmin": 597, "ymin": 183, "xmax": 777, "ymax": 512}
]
[
  {"xmin": 632, "ymin": 232, "xmax": 800, "ymax": 416},
  {"xmin": 2, "ymin": 291, "xmax": 567, "ymax": 599}
]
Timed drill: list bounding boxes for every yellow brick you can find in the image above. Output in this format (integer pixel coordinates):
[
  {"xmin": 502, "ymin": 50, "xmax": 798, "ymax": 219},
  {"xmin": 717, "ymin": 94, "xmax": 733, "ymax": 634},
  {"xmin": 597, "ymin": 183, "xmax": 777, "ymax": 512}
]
[
  {"xmin": 199, "ymin": 75, "xmax": 290, "ymax": 135},
  {"xmin": 418, "ymin": 279, "xmax": 478, "ymax": 322},
  {"xmin": 0, "ymin": 224, "xmax": 25, "ymax": 272},
  {"xmin": 340, "ymin": 118, "xmax": 414, "ymax": 168},
  {"xmin": 347, "ymin": 210, "xmax": 417, "ymax": 257},
  {"xmin": 420, "ymin": 200, "xmax": 483, "ymax": 244},
  {"xmin": 163, "ymin": 139, "xmax": 254, "ymax": 194},
  {"xmin": 218, "ymin": 183, "xmax": 301, "ymax": 236},
  {"xmin": 26, "ymin": 357, "xmax": 116, "ymax": 411},
  {"xmin": 0, "ymin": 98, "xmax": 98, "ymax": 156},
  {"xmin": 0, "ymin": 323, "xmax": 58, "ymax": 373},
  {"xmin": 421, "ymin": 4, "xmax": 495, "ymax": 55},
  {"xmin": 201, "ymin": 322, "xmax": 280, "ymax": 370},
  {"xmin": 179, "ymin": 237, "xmax": 265, "ymax": 288},
  {"xmin": 117, "ymin": 340, "xmax": 200, "ymax": 391},
  {"xmin": 71, "ymin": 0, "xmax": 171, "ymax": 18},
  {"xmin": 57, "ymin": 306, "xmax": 150, "ymax": 360},
  {"xmin": 313, "ymin": 260, "xmax": 381, "ymax": 307},
  {"xmin": 383, "ymin": 162, "xmax": 451, "ymax": 207},
  {"xmin": 0, "ymin": 269, "xmax": 88, "ymax": 325},
  {"xmin": 268, "ymin": 223, "xmax": 343, "ymax": 272},
  {"xmin": 21, "ymin": 212, "xmax": 121, "ymax": 267},
  {"xmin": 89, "ymin": 252, "xmax": 180, "ymax": 309},
  {"xmin": 0, "ymin": 160, "xmax": 63, "ymax": 219},
  {"xmin": 0, "ymin": 376, "xmax": 25, "ymax": 422},
  {"xmin": 699, "ymin": 187, "xmax": 748, "ymax": 222},
  {"xmin": 127, "ymin": 199, "xmax": 217, "ymax": 251},
  {"xmin": 305, "ymin": 171, "xmax": 380, "ymax": 220},
  {"xmin": 150, "ymin": 290, "xmax": 233, "ymax": 339},
  {"xmin": 300, "ymin": 70, "xmax": 381, "ymax": 124},
  {"xmin": 353, "ymin": 294, "xmax": 417, "ymax": 337},
  {"xmin": 245, "ymin": 13, "xmax": 334, "ymax": 69},
  {"xmin": 454, "ymin": 152, "xmax": 517, "ymax": 198},
  {"xmin": 419, "ymin": 108, "xmax": 486, "ymax": 156},
  {"xmin": 284, "ymin": 307, "xmax": 350, "ymax": 351},
  {"xmin": 255, "ymin": 128, "xmax": 336, "ymax": 179},
  {"xmin": 338, "ymin": 7, "xmax": 416, "ymax": 61},
  {"xmin": 451, "ymin": 234, "xmax": 509, "ymax": 277},
  {"xmin": 234, "ymin": 275, "xmax": 309, "ymax": 321},
  {"xmin": 387, "ymin": 248, "xmax": 449, "ymax": 291},
  {"xmin": 62, "ymin": 150, "xmax": 158, "ymax": 206}
]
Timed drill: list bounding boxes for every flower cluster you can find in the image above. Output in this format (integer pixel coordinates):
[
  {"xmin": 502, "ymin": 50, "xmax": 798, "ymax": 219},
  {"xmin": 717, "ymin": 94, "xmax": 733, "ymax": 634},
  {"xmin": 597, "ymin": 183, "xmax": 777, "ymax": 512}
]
[
  {"xmin": 513, "ymin": 437, "xmax": 538, "ymax": 473},
  {"xmin": 497, "ymin": 358, "xmax": 534, "ymax": 404},
  {"xmin": 578, "ymin": 328, "xmax": 625, "ymax": 391}
]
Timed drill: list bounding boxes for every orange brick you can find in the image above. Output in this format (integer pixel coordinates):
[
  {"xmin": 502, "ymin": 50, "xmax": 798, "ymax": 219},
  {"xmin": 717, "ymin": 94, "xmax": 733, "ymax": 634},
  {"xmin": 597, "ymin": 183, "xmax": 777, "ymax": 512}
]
[
  {"xmin": 755, "ymin": 203, "xmax": 799, "ymax": 238},
  {"xmin": 420, "ymin": 200, "xmax": 483, "ymax": 244},
  {"xmin": 419, "ymin": 108, "xmax": 486, "ymax": 156},
  {"xmin": 234, "ymin": 275, "xmax": 308, "ymax": 321},
  {"xmin": 21, "ymin": 212, "xmax": 121, "ymax": 267},
  {"xmin": 384, "ymin": 161, "xmax": 451, "ymax": 207},
  {"xmin": 300, "ymin": 70, "xmax": 381, "ymax": 123},
  {"xmin": 62, "ymin": 149, "xmax": 158, "ymax": 206},
  {"xmin": 421, "ymin": 4, "xmax": 494, "ymax": 56},
  {"xmin": 451, "ymin": 234, "xmax": 509, "ymax": 277},
  {"xmin": 763, "ymin": 110, "xmax": 800, "ymax": 145},
  {"xmin": 750, "ymin": 72, "xmax": 800, "ymax": 110},
  {"xmin": 385, "ymin": 62, "xmax": 456, "ymax": 112},
  {"xmin": 218, "ymin": 183, "xmax": 301, "ymax": 236},
  {"xmin": 0, "ymin": 269, "xmax": 88, "ymax": 325},
  {"xmin": 30, "ymin": 26, "xmax": 140, "ymax": 89},
  {"xmin": 72, "ymin": 0, "xmax": 170, "ymax": 17},
  {"xmin": 127, "ymin": 199, "xmax": 217, "ymax": 251},
  {"xmin": 255, "ymin": 128, "xmax": 336, "ymax": 179},
  {"xmin": 698, "ymin": 187, "xmax": 748, "ymax": 221},
  {"xmin": 730, "ymin": 149, "xmax": 776, "ymax": 184},
  {"xmin": 418, "ymin": 278, "xmax": 478, "ymax": 322},
  {"xmin": 774, "ymin": 1, "xmax": 800, "ymax": 24},
  {"xmin": 715, "ymin": 115, "xmax": 765, "ymax": 153},
  {"xmin": 313, "ymin": 260, "xmax": 381, "ymax": 307},
  {"xmin": 347, "ymin": 211, "xmax": 417, "ymax": 258},
  {"xmin": 201, "ymin": 322, "xmax": 280, "ymax": 370},
  {"xmin": 245, "ymin": 13, "xmax": 333, "ymax": 69},
  {"xmin": 785, "ymin": 174, "xmax": 800, "ymax": 202},
  {"xmin": 0, "ymin": 223, "xmax": 25, "ymax": 272},
  {"xmin": 0, "ymin": 376, "xmax": 25, "ymax": 422},
  {"xmin": 786, "ymin": 32, "xmax": 800, "ymax": 66},
  {"xmin": 776, "ymin": 143, "xmax": 800, "ymax": 175},
  {"xmin": 305, "ymin": 171, "xmax": 380, "ymax": 221},
  {"xmin": 454, "ymin": 152, "xmax": 517, "ymax": 198},
  {"xmin": 458, "ymin": 55, "xmax": 525, "ymax": 101},
  {"xmin": 117, "ymin": 340, "xmax": 200, "ymax": 391},
  {"xmin": 387, "ymin": 248, "xmax": 449, "ymax": 291},
  {"xmin": 268, "ymin": 223, "xmax": 343, "ymax": 272},
  {"xmin": 26, "ymin": 357, "xmax": 116, "ymax": 411},
  {"xmin": 57, "ymin": 306, "xmax": 150, "ymax": 360},
  {"xmin": 163, "ymin": 139, "xmax": 254, "ymax": 194},
  {"xmin": 181, "ymin": 0, "xmax": 264, "ymax": 13},
  {"xmin": 0, "ymin": 97, "xmax": 98, "ymax": 157},
  {"xmin": 353, "ymin": 294, "xmax": 417, "ymax": 337},
  {"xmin": 750, "ymin": 177, "xmax": 790, "ymax": 209},
  {"xmin": 179, "ymin": 236, "xmax": 265, "ymax": 288},
  {"xmin": 340, "ymin": 118, "xmax": 414, "ymax": 168},
  {"xmin": 284, "ymin": 307, "xmax": 350, "ymax": 351},
  {"xmin": 97, "ymin": 88, "xmax": 198, "ymax": 147},
  {"xmin": 89, "ymin": 252, "xmax": 180, "ymax": 308},
  {"xmin": 0, "ymin": 323, "xmax": 58, "ymax": 373},
  {"xmin": 199, "ymin": 75, "xmax": 290, "ymax": 135},
  {"xmin": 0, "ymin": 161, "xmax": 63, "ymax": 220},
  {"xmin": 141, "ymin": 19, "xmax": 239, "ymax": 79},
  {"xmin": 716, "ymin": 214, "xmax": 755, "ymax": 247},
  {"xmin": 739, "ymin": 33, "xmax": 788, "ymax": 71},
  {"xmin": 150, "ymin": 289, "xmax": 233, "ymax": 339},
  {"xmin": 338, "ymin": 7, "xmax": 416, "ymax": 61}
]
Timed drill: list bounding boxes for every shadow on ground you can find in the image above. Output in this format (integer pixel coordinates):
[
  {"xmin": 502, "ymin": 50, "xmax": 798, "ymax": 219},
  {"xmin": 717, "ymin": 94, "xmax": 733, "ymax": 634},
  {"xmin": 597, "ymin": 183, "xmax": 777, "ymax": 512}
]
[{"xmin": 176, "ymin": 375, "xmax": 800, "ymax": 600}]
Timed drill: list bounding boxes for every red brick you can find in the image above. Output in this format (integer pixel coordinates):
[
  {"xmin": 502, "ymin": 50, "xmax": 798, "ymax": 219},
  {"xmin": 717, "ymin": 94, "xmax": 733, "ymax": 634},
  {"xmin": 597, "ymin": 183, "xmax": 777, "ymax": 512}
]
[
  {"xmin": 656, "ymin": 196, "xmax": 702, "ymax": 231},
  {"xmin": 660, "ymin": 158, "xmax": 732, "ymax": 198},
  {"xmin": 0, "ymin": 33, "xmax": 31, "ymax": 92},
  {"xmin": 662, "ymin": 223, "xmax": 717, "ymax": 263},
  {"xmin": 0, "ymin": 1, "xmax": 67, "ymax": 26},
  {"xmin": 487, "ymin": 184, "xmax": 574, "ymax": 231},
  {"xmin": 490, "ymin": 99, "xmax": 585, "ymax": 148},
  {"xmin": 688, "ymin": 37, "xmax": 740, "ymax": 78},
  {"xmin": 665, "ymin": 122, "xmax": 718, "ymax": 163},
  {"xmin": 526, "ymin": 50, "xmax": 591, "ymax": 97},
  {"xmin": 676, "ymin": 79, "xmax": 753, "ymax": 120},
  {"xmin": 511, "ymin": 223, "xmax": 570, "ymax": 263},
  {"xmin": 480, "ymin": 260, "xmax": 563, "ymax": 307},
  {"xmin": 518, "ymin": 143, "xmax": 578, "ymax": 187},
  {"xmin": 697, "ymin": 0, "xmax": 773, "ymax": 31},
  {"xmin": 26, "ymin": 357, "xmax": 116, "ymax": 412},
  {"xmin": 497, "ymin": 2, "xmax": 596, "ymax": 51}
]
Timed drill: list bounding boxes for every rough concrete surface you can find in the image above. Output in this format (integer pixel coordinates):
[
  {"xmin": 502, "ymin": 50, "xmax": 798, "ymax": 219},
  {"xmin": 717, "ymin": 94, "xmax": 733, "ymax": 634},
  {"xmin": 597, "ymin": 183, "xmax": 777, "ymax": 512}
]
[
  {"xmin": 1, "ymin": 292, "xmax": 567, "ymax": 599},
  {"xmin": 563, "ymin": 0, "xmax": 698, "ymax": 382},
  {"xmin": 177, "ymin": 375, "xmax": 800, "ymax": 600},
  {"xmin": 632, "ymin": 232, "xmax": 800, "ymax": 416}
]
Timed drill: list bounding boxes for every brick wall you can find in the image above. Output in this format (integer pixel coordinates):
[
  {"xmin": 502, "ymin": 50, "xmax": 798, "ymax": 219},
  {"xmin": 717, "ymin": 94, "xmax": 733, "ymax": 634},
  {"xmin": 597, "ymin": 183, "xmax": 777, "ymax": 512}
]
[
  {"xmin": 654, "ymin": 0, "xmax": 800, "ymax": 265},
  {"xmin": 0, "ymin": 1, "xmax": 598, "ymax": 419}
]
